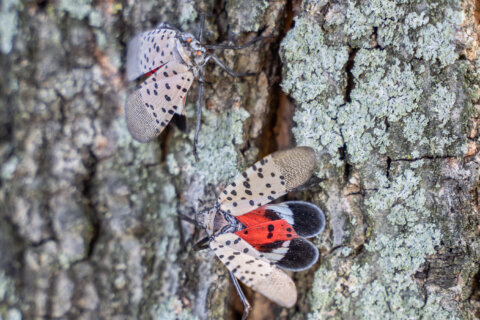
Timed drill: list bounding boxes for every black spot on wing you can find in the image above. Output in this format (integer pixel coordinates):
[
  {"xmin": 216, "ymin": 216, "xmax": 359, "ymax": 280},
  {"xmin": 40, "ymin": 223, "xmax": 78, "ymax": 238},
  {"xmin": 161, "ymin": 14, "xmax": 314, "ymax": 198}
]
[{"xmin": 264, "ymin": 209, "xmax": 281, "ymax": 221}]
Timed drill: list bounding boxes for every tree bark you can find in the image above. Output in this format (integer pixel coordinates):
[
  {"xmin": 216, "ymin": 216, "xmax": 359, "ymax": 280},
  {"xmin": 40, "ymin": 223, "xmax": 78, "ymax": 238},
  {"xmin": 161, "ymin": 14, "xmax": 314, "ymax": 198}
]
[{"xmin": 1, "ymin": 0, "xmax": 479, "ymax": 320}]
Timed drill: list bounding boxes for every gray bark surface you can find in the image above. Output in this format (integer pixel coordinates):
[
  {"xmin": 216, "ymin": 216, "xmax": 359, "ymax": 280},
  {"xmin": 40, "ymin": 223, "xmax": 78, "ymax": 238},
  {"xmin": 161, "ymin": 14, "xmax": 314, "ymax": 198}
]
[{"xmin": 0, "ymin": 1, "xmax": 479, "ymax": 320}]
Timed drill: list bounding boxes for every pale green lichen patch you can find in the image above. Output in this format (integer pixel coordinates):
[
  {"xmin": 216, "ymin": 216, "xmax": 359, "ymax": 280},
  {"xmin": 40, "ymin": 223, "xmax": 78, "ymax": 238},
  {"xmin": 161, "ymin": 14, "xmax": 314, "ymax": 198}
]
[
  {"xmin": 309, "ymin": 167, "xmax": 455, "ymax": 319},
  {"xmin": 412, "ymin": 6, "xmax": 460, "ymax": 66},
  {"xmin": 280, "ymin": 17, "xmax": 348, "ymax": 166},
  {"xmin": 339, "ymin": 49, "xmax": 425, "ymax": 163},
  {"xmin": 281, "ymin": 0, "xmax": 475, "ymax": 317},
  {"xmin": 281, "ymin": 18, "xmax": 349, "ymax": 103},
  {"xmin": 291, "ymin": 98, "xmax": 345, "ymax": 167},
  {"xmin": 150, "ymin": 297, "xmax": 198, "ymax": 320},
  {"xmin": 96, "ymin": 125, "xmax": 186, "ymax": 317},
  {"xmin": 343, "ymin": 0, "xmax": 459, "ymax": 65},
  {"xmin": 180, "ymin": 105, "xmax": 250, "ymax": 185},
  {"xmin": 402, "ymin": 113, "xmax": 429, "ymax": 153},
  {"xmin": 0, "ymin": 0, "xmax": 20, "ymax": 54},
  {"xmin": 225, "ymin": 0, "xmax": 269, "ymax": 33},
  {"xmin": 284, "ymin": 1, "xmax": 471, "ymax": 165},
  {"xmin": 283, "ymin": 13, "xmax": 464, "ymax": 161},
  {"xmin": 430, "ymin": 84, "xmax": 458, "ymax": 127},
  {"xmin": 4, "ymin": 308, "xmax": 22, "ymax": 320},
  {"xmin": 178, "ymin": 2, "xmax": 198, "ymax": 27},
  {"xmin": 0, "ymin": 272, "xmax": 17, "ymax": 305},
  {"xmin": 343, "ymin": 0, "xmax": 404, "ymax": 45},
  {"xmin": 0, "ymin": 271, "xmax": 21, "ymax": 320},
  {"xmin": 349, "ymin": 50, "xmax": 422, "ymax": 123},
  {"xmin": 58, "ymin": 0, "xmax": 92, "ymax": 20}
]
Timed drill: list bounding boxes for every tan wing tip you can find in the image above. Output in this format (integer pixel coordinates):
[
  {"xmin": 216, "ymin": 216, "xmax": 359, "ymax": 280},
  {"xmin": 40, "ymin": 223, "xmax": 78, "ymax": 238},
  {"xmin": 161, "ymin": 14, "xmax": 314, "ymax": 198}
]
[
  {"xmin": 125, "ymin": 92, "xmax": 159, "ymax": 143},
  {"xmin": 272, "ymin": 146, "xmax": 317, "ymax": 189},
  {"xmin": 292, "ymin": 146, "xmax": 315, "ymax": 159},
  {"xmin": 273, "ymin": 146, "xmax": 315, "ymax": 160},
  {"xmin": 283, "ymin": 291, "xmax": 297, "ymax": 308},
  {"xmin": 261, "ymin": 271, "xmax": 297, "ymax": 308},
  {"xmin": 275, "ymin": 288, "xmax": 297, "ymax": 308}
]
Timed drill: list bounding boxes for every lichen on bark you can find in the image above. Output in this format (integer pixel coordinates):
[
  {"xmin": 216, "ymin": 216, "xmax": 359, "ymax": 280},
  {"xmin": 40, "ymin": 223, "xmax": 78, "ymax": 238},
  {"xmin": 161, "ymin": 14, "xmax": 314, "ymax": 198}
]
[
  {"xmin": 281, "ymin": 0, "xmax": 480, "ymax": 319},
  {"xmin": 1, "ymin": 0, "xmax": 479, "ymax": 319}
]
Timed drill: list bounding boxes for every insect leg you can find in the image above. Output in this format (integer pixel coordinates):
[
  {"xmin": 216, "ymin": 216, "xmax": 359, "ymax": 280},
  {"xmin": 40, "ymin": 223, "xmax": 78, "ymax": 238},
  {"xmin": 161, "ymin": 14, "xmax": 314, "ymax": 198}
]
[
  {"xmin": 208, "ymin": 55, "xmax": 256, "ymax": 77},
  {"xmin": 192, "ymin": 68, "xmax": 204, "ymax": 161},
  {"xmin": 177, "ymin": 214, "xmax": 187, "ymax": 250},
  {"xmin": 178, "ymin": 212, "xmax": 199, "ymax": 226},
  {"xmin": 229, "ymin": 271, "xmax": 252, "ymax": 320},
  {"xmin": 192, "ymin": 236, "xmax": 210, "ymax": 251},
  {"xmin": 205, "ymin": 36, "xmax": 272, "ymax": 50}
]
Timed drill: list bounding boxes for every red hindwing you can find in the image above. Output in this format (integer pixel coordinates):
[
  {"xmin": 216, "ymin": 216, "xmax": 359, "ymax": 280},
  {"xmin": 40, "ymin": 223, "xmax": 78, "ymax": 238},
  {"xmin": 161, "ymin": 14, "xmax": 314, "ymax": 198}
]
[
  {"xmin": 235, "ymin": 207, "xmax": 280, "ymax": 227},
  {"xmin": 143, "ymin": 65, "xmax": 162, "ymax": 78},
  {"xmin": 234, "ymin": 219, "xmax": 298, "ymax": 249}
]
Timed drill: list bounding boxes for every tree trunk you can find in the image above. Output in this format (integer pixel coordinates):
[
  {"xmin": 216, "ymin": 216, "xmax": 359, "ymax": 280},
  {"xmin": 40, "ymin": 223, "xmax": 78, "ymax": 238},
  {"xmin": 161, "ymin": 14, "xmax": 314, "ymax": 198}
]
[{"xmin": 1, "ymin": 0, "xmax": 479, "ymax": 319}]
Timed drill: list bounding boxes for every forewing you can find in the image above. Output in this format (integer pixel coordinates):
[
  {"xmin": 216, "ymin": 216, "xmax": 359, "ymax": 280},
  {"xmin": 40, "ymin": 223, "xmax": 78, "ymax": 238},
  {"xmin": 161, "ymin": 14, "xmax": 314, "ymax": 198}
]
[
  {"xmin": 237, "ymin": 201, "xmax": 325, "ymax": 238},
  {"xmin": 210, "ymin": 233, "xmax": 297, "ymax": 307},
  {"xmin": 126, "ymin": 28, "xmax": 181, "ymax": 81},
  {"xmin": 219, "ymin": 147, "xmax": 316, "ymax": 216},
  {"xmin": 125, "ymin": 62, "xmax": 194, "ymax": 142}
]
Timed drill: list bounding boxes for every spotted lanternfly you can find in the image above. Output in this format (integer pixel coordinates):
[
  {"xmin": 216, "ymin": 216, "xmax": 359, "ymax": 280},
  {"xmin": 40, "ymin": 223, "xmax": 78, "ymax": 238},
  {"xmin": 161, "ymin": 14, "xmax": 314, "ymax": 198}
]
[
  {"xmin": 187, "ymin": 147, "xmax": 326, "ymax": 319},
  {"xmin": 125, "ymin": 17, "xmax": 263, "ymax": 159}
]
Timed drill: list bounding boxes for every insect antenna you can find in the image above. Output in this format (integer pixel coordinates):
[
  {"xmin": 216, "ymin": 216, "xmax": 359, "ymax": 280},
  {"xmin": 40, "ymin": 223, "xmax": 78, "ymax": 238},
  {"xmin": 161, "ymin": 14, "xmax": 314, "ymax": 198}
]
[
  {"xmin": 178, "ymin": 211, "xmax": 202, "ymax": 251},
  {"xmin": 204, "ymin": 34, "xmax": 273, "ymax": 78},
  {"xmin": 198, "ymin": 13, "xmax": 205, "ymax": 43},
  {"xmin": 178, "ymin": 212, "xmax": 199, "ymax": 226},
  {"xmin": 229, "ymin": 271, "xmax": 252, "ymax": 320},
  {"xmin": 207, "ymin": 55, "xmax": 256, "ymax": 77},
  {"xmin": 177, "ymin": 214, "xmax": 187, "ymax": 251},
  {"xmin": 190, "ymin": 13, "xmax": 207, "ymax": 161}
]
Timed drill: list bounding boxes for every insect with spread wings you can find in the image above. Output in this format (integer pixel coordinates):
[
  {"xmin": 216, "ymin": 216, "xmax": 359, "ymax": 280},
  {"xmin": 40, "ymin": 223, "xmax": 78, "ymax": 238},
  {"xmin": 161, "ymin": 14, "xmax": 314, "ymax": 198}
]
[{"xmin": 189, "ymin": 147, "xmax": 326, "ymax": 319}]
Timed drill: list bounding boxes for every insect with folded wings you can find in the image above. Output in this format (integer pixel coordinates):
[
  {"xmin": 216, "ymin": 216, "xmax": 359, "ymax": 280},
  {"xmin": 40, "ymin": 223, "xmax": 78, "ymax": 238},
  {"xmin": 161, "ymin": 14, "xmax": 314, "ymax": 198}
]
[
  {"xmin": 188, "ymin": 147, "xmax": 326, "ymax": 319},
  {"xmin": 125, "ymin": 17, "xmax": 263, "ymax": 159}
]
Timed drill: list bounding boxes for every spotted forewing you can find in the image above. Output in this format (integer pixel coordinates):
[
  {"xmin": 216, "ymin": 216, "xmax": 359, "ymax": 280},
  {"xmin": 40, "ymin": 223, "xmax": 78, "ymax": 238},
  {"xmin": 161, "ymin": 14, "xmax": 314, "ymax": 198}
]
[
  {"xmin": 210, "ymin": 233, "xmax": 297, "ymax": 307},
  {"xmin": 126, "ymin": 28, "xmax": 180, "ymax": 81},
  {"xmin": 219, "ymin": 147, "xmax": 317, "ymax": 216},
  {"xmin": 125, "ymin": 61, "xmax": 194, "ymax": 142}
]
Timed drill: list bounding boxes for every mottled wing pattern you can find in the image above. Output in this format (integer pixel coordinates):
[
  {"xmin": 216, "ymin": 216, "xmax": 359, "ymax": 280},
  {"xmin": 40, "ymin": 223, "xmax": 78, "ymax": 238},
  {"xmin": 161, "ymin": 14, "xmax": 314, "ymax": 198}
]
[
  {"xmin": 126, "ymin": 28, "xmax": 180, "ymax": 81},
  {"xmin": 210, "ymin": 233, "xmax": 297, "ymax": 307},
  {"xmin": 219, "ymin": 147, "xmax": 316, "ymax": 216},
  {"xmin": 125, "ymin": 61, "xmax": 194, "ymax": 142}
]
